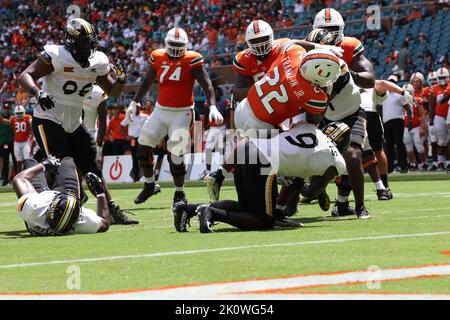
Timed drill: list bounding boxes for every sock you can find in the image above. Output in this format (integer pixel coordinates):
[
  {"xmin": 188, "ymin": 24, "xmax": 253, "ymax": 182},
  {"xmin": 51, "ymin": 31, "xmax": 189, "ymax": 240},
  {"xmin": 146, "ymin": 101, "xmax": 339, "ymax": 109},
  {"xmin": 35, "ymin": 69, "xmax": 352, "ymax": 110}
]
[
  {"xmin": 276, "ymin": 204, "xmax": 287, "ymax": 211},
  {"xmin": 218, "ymin": 166, "xmax": 226, "ymax": 175},
  {"xmin": 337, "ymin": 194, "xmax": 349, "ymax": 203},
  {"xmin": 375, "ymin": 180, "xmax": 386, "ymax": 190},
  {"xmin": 154, "ymin": 169, "xmax": 160, "ymax": 179},
  {"xmin": 438, "ymin": 155, "xmax": 446, "ymax": 164},
  {"xmin": 144, "ymin": 176, "xmax": 155, "ymax": 184},
  {"xmin": 175, "ymin": 186, "xmax": 184, "ymax": 192},
  {"xmin": 380, "ymin": 174, "xmax": 389, "ymax": 188}
]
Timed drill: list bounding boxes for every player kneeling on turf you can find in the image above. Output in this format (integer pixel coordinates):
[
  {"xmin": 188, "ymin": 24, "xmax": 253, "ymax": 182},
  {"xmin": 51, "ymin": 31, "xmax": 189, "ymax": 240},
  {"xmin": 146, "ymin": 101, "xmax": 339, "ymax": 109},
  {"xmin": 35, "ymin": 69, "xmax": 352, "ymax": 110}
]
[
  {"xmin": 13, "ymin": 156, "xmax": 110, "ymax": 236},
  {"xmin": 173, "ymin": 113, "xmax": 350, "ymax": 233}
]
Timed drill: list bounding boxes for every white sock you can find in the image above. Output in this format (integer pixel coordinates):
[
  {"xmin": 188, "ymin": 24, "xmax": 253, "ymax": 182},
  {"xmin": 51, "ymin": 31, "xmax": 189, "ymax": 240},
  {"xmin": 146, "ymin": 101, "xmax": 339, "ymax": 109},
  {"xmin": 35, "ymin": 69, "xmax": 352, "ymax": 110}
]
[
  {"xmin": 276, "ymin": 204, "xmax": 287, "ymax": 211},
  {"xmin": 438, "ymin": 155, "xmax": 446, "ymax": 163},
  {"xmin": 175, "ymin": 186, "xmax": 184, "ymax": 192},
  {"xmin": 337, "ymin": 194, "xmax": 349, "ymax": 203},
  {"xmin": 218, "ymin": 166, "xmax": 226, "ymax": 175},
  {"xmin": 375, "ymin": 180, "xmax": 386, "ymax": 190},
  {"xmin": 144, "ymin": 176, "xmax": 155, "ymax": 184}
]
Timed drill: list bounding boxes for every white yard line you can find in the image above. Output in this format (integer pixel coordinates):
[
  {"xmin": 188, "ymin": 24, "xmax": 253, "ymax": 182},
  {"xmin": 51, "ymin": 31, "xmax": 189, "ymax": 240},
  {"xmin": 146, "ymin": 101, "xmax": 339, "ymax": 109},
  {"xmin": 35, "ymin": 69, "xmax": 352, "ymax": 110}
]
[
  {"xmin": 2, "ymin": 264, "xmax": 450, "ymax": 300},
  {"xmin": 1, "ymin": 231, "xmax": 449, "ymax": 269}
]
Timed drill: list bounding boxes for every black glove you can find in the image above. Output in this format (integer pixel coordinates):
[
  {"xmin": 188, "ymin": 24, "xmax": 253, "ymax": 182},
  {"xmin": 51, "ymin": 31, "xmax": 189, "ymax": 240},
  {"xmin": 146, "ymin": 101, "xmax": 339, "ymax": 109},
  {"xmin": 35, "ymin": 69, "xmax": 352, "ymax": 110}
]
[
  {"xmin": 37, "ymin": 90, "xmax": 55, "ymax": 111},
  {"xmin": 111, "ymin": 63, "xmax": 127, "ymax": 83},
  {"xmin": 41, "ymin": 156, "xmax": 61, "ymax": 174},
  {"xmin": 84, "ymin": 172, "xmax": 105, "ymax": 196}
]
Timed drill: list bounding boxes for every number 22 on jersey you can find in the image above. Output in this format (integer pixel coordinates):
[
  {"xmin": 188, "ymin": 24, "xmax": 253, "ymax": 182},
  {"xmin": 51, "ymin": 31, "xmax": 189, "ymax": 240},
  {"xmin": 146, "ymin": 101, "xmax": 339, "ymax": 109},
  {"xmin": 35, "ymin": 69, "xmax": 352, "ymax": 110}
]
[{"xmin": 253, "ymin": 67, "xmax": 288, "ymax": 114}]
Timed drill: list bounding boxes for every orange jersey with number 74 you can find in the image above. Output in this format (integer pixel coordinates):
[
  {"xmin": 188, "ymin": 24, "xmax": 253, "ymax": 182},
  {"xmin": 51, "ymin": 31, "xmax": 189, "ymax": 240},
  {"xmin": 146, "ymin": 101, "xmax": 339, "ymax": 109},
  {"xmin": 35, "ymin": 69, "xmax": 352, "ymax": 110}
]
[
  {"xmin": 246, "ymin": 44, "xmax": 329, "ymax": 125},
  {"xmin": 150, "ymin": 49, "xmax": 204, "ymax": 108}
]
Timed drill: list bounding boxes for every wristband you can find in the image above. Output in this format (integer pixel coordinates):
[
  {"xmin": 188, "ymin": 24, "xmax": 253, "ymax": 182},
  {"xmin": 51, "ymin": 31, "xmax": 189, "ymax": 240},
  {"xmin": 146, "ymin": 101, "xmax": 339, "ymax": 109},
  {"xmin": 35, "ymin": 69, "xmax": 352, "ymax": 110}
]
[
  {"xmin": 30, "ymin": 86, "xmax": 40, "ymax": 96},
  {"xmin": 96, "ymin": 193, "xmax": 106, "ymax": 198}
]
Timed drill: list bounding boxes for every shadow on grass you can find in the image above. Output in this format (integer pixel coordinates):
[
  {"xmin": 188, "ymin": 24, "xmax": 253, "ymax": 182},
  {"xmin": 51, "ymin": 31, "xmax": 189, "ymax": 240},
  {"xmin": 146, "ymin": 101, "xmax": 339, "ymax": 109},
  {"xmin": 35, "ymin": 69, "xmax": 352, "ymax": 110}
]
[{"xmin": 0, "ymin": 230, "xmax": 32, "ymax": 239}]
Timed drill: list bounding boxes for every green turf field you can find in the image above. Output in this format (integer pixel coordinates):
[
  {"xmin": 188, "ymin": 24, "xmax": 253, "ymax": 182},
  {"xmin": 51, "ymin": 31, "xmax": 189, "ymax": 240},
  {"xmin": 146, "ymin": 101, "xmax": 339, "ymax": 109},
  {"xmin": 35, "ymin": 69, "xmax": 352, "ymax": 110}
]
[{"xmin": 0, "ymin": 175, "xmax": 449, "ymax": 298}]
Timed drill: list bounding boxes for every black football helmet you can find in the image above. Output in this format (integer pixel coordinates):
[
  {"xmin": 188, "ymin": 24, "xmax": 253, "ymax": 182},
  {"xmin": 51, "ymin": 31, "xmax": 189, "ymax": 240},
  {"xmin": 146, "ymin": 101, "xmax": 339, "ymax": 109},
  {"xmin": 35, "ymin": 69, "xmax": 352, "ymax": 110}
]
[
  {"xmin": 64, "ymin": 18, "xmax": 98, "ymax": 66},
  {"xmin": 46, "ymin": 192, "xmax": 81, "ymax": 234},
  {"xmin": 306, "ymin": 28, "xmax": 334, "ymax": 45},
  {"xmin": 321, "ymin": 121, "xmax": 351, "ymax": 153}
]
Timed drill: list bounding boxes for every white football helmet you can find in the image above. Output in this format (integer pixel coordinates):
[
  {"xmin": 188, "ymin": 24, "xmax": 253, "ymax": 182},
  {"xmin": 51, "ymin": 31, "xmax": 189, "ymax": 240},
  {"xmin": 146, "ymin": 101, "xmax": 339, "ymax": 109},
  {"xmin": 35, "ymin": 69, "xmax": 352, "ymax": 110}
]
[
  {"xmin": 300, "ymin": 49, "xmax": 341, "ymax": 87},
  {"xmin": 402, "ymin": 83, "xmax": 414, "ymax": 94},
  {"xmin": 165, "ymin": 27, "xmax": 188, "ymax": 58},
  {"xmin": 436, "ymin": 67, "xmax": 449, "ymax": 86},
  {"xmin": 410, "ymin": 72, "xmax": 424, "ymax": 83},
  {"xmin": 313, "ymin": 8, "xmax": 345, "ymax": 45},
  {"xmin": 14, "ymin": 105, "xmax": 25, "ymax": 119},
  {"xmin": 427, "ymin": 71, "xmax": 438, "ymax": 86},
  {"xmin": 245, "ymin": 20, "xmax": 274, "ymax": 57}
]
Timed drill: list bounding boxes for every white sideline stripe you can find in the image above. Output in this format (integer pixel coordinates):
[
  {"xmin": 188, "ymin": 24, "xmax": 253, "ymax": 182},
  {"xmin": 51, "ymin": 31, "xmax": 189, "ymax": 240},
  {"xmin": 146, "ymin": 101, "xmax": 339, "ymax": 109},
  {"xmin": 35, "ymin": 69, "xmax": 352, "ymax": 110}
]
[
  {"xmin": 2, "ymin": 264, "xmax": 450, "ymax": 300},
  {"xmin": 396, "ymin": 214, "xmax": 450, "ymax": 220},
  {"xmin": 1, "ymin": 231, "xmax": 450, "ymax": 269}
]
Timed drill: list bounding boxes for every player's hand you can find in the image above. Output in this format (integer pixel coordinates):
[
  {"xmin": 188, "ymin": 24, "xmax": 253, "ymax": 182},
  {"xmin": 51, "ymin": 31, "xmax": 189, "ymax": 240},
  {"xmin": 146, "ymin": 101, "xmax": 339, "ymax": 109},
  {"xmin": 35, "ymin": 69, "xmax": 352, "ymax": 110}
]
[
  {"xmin": 36, "ymin": 90, "xmax": 55, "ymax": 111},
  {"xmin": 41, "ymin": 156, "xmax": 61, "ymax": 174},
  {"xmin": 126, "ymin": 101, "xmax": 140, "ymax": 122},
  {"xmin": 402, "ymin": 90, "xmax": 414, "ymax": 105},
  {"xmin": 111, "ymin": 63, "xmax": 127, "ymax": 83},
  {"xmin": 317, "ymin": 44, "xmax": 344, "ymax": 58},
  {"xmin": 208, "ymin": 105, "xmax": 223, "ymax": 125},
  {"xmin": 84, "ymin": 172, "xmax": 105, "ymax": 197}
]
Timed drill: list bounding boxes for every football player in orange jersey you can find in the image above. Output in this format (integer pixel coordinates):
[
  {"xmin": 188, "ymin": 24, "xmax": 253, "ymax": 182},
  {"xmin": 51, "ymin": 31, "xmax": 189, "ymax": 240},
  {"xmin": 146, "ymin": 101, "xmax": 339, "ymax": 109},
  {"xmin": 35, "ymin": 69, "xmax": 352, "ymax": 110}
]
[
  {"xmin": 429, "ymin": 67, "xmax": 450, "ymax": 170},
  {"xmin": 127, "ymin": 27, "xmax": 222, "ymax": 206},
  {"xmin": 402, "ymin": 83, "xmax": 427, "ymax": 171},
  {"xmin": 0, "ymin": 105, "xmax": 33, "ymax": 173},
  {"xmin": 296, "ymin": 8, "xmax": 375, "ymax": 89},
  {"xmin": 205, "ymin": 47, "xmax": 341, "ymax": 202}
]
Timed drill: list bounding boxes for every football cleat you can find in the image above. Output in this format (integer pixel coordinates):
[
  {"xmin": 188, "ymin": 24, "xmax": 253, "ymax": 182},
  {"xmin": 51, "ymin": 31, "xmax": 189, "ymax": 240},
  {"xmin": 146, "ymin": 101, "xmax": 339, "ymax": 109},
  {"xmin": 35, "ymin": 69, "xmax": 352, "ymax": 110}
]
[
  {"xmin": 355, "ymin": 204, "xmax": 370, "ymax": 219},
  {"xmin": 331, "ymin": 201, "xmax": 356, "ymax": 217},
  {"xmin": 387, "ymin": 188, "xmax": 394, "ymax": 199},
  {"xmin": 173, "ymin": 190, "xmax": 187, "ymax": 205},
  {"xmin": 317, "ymin": 191, "xmax": 330, "ymax": 211},
  {"xmin": 197, "ymin": 205, "xmax": 213, "ymax": 233},
  {"xmin": 109, "ymin": 203, "xmax": 139, "ymax": 225},
  {"xmin": 204, "ymin": 169, "xmax": 225, "ymax": 202},
  {"xmin": 134, "ymin": 182, "xmax": 161, "ymax": 204},
  {"xmin": 173, "ymin": 201, "xmax": 197, "ymax": 232},
  {"xmin": 376, "ymin": 189, "xmax": 390, "ymax": 201}
]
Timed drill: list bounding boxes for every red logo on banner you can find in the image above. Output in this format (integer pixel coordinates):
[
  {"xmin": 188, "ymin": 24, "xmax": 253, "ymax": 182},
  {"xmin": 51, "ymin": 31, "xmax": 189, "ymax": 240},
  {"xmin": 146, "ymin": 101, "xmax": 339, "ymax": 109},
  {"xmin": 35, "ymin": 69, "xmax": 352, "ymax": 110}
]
[{"xmin": 109, "ymin": 157, "xmax": 123, "ymax": 180}]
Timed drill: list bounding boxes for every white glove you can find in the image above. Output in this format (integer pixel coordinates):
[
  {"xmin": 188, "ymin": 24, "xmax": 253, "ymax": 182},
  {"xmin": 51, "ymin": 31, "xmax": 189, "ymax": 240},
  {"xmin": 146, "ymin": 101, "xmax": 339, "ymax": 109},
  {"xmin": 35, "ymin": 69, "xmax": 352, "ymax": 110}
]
[
  {"xmin": 316, "ymin": 44, "xmax": 344, "ymax": 58},
  {"xmin": 402, "ymin": 90, "xmax": 414, "ymax": 105},
  {"xmin": 208, "ymin": 105, "xmax": 223, "ymax": 125},
  {"xmin": 126, "ymin": 100, "xmax": 140, "ymax": 122}
]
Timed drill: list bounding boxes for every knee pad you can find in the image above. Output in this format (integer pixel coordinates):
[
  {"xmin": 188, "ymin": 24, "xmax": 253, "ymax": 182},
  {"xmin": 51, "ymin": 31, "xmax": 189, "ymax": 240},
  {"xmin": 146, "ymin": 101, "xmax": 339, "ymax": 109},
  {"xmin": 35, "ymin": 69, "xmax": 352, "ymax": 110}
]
[
  {"xmin": 335, "ymin": 175, "xmax": 352, "ymax": 192},
  {"xmin": 168, "ymin": 153, "xmax": 186, "ymax": 177},
  {"xmin": 362, "ymin": 150, "xmax": 378, "ymax": 169},
  {"xmin": 137, "ymin": 145, "xmax": 154, "ymax": 170}
]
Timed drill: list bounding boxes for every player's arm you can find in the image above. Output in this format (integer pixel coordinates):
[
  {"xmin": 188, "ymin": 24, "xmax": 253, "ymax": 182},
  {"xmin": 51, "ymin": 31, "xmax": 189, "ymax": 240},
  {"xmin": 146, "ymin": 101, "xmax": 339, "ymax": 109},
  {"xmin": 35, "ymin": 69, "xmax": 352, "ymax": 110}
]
[
  {"xmin": 96, "ymin": 100, "xmax": 107, "ymax": 147},
  {"xmin": 12, "ymin": 157, "xmax": 60, "ymax": 198},
  {"xmin": 19, "ymin": 57, "xmax": 54, "ymax": 101},
  {"xmin": 133, "ymin": 67, "xmax": 157, "ymax": 103},
  {"xmin": 428, "ymin": 92, "xmax": 436, "ymax": 125},
  {"xmin": 349, "ymin": 54, "xmax": 375, "ymax": 88},
  {"xmin": 438, "ymin": 93, "xmax": 450, "ymax": 105},
  {"xmin": 300, "ymin": 166, "xmax": 338, "ymax": 199},
  {"xmin": 417, "ymin": 103, "xmax": 426, "ymax": 136},
  {"xmin": 232, "ymin": 73, "xmax": 254, "ymax": 102},
  {"xmin": 403, "ymin": 103, "xmax": 413, "ymax": 130},
  {"xmin": 192, "ymin": 66, "xmax": 216, "ymax": 107},
  {"xmin": 0, "ymin": 114, "xmax": 12, "ymax": 126},
  {"xmin": 84, "ymin": 173, "xmax": 110, "ymax": 232},
  {"xmin": 96, "ymin": 73, "xmax": 125, "ymax": 98},
  {"xmin": 374, "ymin": 80, "xmax": 403, "ymax": 95}
]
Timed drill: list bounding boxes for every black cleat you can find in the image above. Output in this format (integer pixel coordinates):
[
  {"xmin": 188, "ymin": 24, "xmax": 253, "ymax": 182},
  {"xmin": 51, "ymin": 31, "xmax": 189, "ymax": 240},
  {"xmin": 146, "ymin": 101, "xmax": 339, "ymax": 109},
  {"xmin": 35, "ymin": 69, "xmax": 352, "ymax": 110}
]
[
  {"xmin": 197, "ymin": 205, "xmax": 213, "ymax": 233},
  {"xmin": 109, "ymin": 203, "xmax": 139, "ymax": 225},
  {"xmin": 173, "ymin": 190, "xmax": 187, "ymax": 205},
  {"xmin": 331, "ymin": 201, "xmax": 356, "ymax": 217},
  {"xmin": 205, "ymin": 169, "xmax": 225, "ymax": 202},
  {"xmin": 356, "ymin": 204, "xmax": 370, "ymax": 219},
  {"xmin": 317, "ymin": 191, "xmax": 330, "ymax": 211},
  {"xmin": 173, "ymin": 201, "xmax": 197, "ymax": 232},
  {"xmin": 134, "ymin": 182, "xmax": 161, "ymax": 204},
  {"xmin": 376, "ymin": 188, "xmax": 390, "ymax": 201},
  {"xmin": 387, "ymin": 188, "xmax": 393, "ymax": 199}
]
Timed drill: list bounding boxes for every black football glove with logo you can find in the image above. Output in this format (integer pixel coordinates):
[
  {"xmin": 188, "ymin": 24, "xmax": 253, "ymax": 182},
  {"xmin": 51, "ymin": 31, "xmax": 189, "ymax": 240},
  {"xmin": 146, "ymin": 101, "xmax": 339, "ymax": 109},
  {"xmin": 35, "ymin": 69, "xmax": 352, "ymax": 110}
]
[
  {"xmin": 111, "ymin": 63, "xmax": 127, "ymax": 83},
  {"xmin": 37, "ymin": 90, "xmax": 55, "ymax": 111},
  {"xmin": 84, "ymin": 172, "xmax": 105, "ymax": 196},
  {"xmin": 41, "ymin": 156, "xmax": 61, "ymax": 174}
]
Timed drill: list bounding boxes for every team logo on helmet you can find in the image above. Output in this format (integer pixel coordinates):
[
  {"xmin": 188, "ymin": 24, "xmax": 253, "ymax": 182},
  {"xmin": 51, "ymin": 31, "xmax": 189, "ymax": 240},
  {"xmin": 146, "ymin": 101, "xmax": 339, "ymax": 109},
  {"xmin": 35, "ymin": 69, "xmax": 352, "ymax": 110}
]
[{"xmin": 321, "ymin": 121, "xmax": 351, "ymax": 153}]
